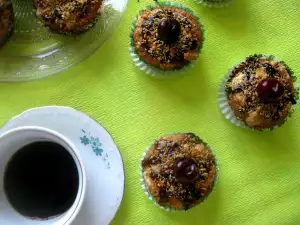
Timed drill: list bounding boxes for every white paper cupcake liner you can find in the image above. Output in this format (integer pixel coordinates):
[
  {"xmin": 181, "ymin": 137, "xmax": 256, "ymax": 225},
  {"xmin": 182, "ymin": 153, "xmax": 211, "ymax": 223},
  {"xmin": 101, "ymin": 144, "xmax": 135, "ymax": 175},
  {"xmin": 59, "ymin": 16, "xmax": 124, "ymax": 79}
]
[
  {"xmin": 218, "ymin": 54, "xmax": 299, "ymax": 131},
  {"xmin": 196, "ymin": 0, "xmax": 235, "ymax": 8},
  {"xmin": 129, "ymin": 2, "xmax": 205, "ymax": 78},
  {"xmin": 140, "ymin": 133, "xmax": 219, "ymax": 212}
]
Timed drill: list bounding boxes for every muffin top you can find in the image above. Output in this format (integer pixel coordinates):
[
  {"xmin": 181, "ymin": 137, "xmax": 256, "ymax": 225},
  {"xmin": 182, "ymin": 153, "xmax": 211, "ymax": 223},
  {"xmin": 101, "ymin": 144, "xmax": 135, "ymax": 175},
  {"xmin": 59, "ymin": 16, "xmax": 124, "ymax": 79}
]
[
  {"xmin": 0, "ymin": 0, "xmax": 14, "ymax": 47},
  {"xmin": 133, "ymin": 7, "xmax": 203, "ymax": 70},
  {"xmin": 226, "ymin": 55, "xmax": 297, "ymax": 130},
  {"xmin": 0, "ymin": 0, "xmax": 13, "ymax": 36},
  {"xmin": 35, "ymin": 0, "xmax": 102, "ymax": 33},
  {"xmin": 142, "ymin": 133, "xmax": 217, "ymax": 210}
]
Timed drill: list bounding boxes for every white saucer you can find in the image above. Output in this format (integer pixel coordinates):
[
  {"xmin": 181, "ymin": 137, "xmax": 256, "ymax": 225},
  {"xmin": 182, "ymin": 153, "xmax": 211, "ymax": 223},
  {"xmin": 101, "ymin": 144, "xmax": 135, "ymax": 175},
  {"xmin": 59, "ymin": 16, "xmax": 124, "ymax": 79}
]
[{"xmin": 0, "ymin": 106, "xmax": 125, "ymax": 225}]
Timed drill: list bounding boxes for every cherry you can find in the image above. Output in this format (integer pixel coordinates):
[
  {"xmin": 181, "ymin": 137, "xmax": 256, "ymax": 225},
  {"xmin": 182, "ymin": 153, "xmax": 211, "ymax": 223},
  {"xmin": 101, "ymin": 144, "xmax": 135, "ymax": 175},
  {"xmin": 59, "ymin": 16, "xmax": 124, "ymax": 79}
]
[
  {"xmin": 158, "ymin": 19, "xmax": 181, "ymax": 44},
  {"xmin": 173, "ymin": 158, "xmax": 198, "ymax": 184},
  {"xmin": 256, "ymin": 78, "xmax": 285, "ymax": 103}
]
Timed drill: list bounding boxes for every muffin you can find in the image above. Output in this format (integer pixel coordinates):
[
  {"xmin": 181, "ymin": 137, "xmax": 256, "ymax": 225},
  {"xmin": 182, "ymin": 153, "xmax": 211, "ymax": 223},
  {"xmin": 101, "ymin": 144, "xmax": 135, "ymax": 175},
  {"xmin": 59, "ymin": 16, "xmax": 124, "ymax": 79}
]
[
  {"xmin": 130, "ymin": 2, "xmax": 204, "ymax": 76},
  {"xmin": 0, "ymin": 0, "xmax": 14, "ymax": 48},
  {"xmin": 197, "ymin": 0, "xmax": 234, "ymax": 8},
  {"xmin": 35, "ymin": 0, "xmax": 103, "ymax": 33},
  {"xmin": 220, "ymin": 54, "xmax": 298, "ymax": 130},
  {"xmin": 141, "ymin": 133, "xmax": 218, "ymax": 211}
]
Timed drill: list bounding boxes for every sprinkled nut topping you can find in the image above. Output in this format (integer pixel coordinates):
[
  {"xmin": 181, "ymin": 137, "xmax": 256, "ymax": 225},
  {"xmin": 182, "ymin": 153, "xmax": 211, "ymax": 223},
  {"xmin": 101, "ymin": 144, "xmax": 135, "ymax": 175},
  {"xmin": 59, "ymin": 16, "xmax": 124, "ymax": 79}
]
[
  {"xmin": 35, "ymin": 0, "xmax": 102, "ymax": 33},
  {"xmin": 0, "ymin": 0, "xmax": 14, "ymax": 47},
  {"xmin": 226, "ymin": 55, "xmax": 297, "ymax": 130},
  {"xmin": 142, "ymin": 133, "xmax": 217, "ymax": 210},
  {"xmin": 141, "ymin": 9, "xmax": 198, "ymax": 64},
  {"xmin": 133, "ymin": 7, "xmax": 203, "ymax": 70}
]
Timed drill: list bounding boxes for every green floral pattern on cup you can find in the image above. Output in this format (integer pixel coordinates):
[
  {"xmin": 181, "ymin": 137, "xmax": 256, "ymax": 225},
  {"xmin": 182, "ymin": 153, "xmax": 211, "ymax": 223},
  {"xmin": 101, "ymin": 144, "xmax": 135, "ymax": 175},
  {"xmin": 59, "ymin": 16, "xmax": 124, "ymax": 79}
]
[{"xmin": 80, "ymin": 129, "xmax": 110, "ymax": 169}]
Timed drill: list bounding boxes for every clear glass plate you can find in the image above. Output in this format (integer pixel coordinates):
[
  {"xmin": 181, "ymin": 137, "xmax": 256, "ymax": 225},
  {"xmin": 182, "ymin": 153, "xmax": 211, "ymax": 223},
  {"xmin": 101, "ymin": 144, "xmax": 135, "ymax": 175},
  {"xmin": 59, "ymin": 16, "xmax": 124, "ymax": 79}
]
[{"xmin": 0, "ymin": 0, "xmax": 128, "ymax": 82}]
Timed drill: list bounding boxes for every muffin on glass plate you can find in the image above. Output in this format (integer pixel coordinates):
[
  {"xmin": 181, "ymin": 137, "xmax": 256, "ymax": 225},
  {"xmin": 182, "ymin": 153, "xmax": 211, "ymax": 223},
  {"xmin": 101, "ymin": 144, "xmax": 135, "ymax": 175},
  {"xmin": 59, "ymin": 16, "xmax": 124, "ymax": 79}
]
[
  {"xmin": 219, "ymin": 54, "xmax": 299, "ymax": 131},
  {"xmin": 197, "ymin": 0, "xmax": 235, "ymax": 8},
  {"xmin": 0, "ymin": 0, "xmax": 14, "ymax": 48},
  {"xmin": 130, "ymin": 1, "xmax": 205, "ymax": 77},
  {"xmin": 140, "ymin": 133, "xmax": 218, "ymax": 211},
  {"xmin": 35, "ymin": 0, "xmax": 103, "ymax": 34}
]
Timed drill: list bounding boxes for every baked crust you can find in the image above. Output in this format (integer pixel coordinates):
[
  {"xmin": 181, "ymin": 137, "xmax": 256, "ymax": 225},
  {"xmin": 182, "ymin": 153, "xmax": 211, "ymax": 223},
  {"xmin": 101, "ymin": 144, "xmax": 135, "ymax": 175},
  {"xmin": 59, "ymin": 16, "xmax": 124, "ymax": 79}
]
[
  {"xmin": 226, "ymin": 55, "xmax": 297, "ymax": 130},
  {"xmin": 133, "ymin": 7, "xmax": 203, "ymax": 70},
  {"xmin": 35, "ymin": 0, "xmax": 102, "ymax": 33},
  {"xmin": 142, "ymin": 133, "xmax": 216, "ymax": 210}
]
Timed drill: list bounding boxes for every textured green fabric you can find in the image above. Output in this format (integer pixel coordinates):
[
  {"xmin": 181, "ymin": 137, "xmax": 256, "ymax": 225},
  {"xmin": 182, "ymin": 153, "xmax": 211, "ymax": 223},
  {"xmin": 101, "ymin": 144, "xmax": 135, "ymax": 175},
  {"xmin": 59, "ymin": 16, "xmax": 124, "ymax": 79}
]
[{"xmin": 1, "ymin": 0, "xmax": 300, "ymax": 224}]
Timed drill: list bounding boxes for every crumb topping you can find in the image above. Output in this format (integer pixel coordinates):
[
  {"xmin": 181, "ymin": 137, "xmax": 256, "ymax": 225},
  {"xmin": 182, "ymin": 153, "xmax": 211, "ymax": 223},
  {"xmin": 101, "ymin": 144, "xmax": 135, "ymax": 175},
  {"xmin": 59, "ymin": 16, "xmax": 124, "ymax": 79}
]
[
  {"xmin": 142, "ymin": 133, "xmax": 216, "ymax": 210},
  {"xmin": 226, "ymin": 55, "xmax": 297, "ymax": 129},
  {"xmin": 35, "ymin": 0, "xmax": 102, "ymax": 32},
  {"xmin": 134, "ymin": 7, "xmax": 203, "ymax": 69},
  {"xmin": 0, "ymin": 0, "xmax": 13, "ymax": 38}
]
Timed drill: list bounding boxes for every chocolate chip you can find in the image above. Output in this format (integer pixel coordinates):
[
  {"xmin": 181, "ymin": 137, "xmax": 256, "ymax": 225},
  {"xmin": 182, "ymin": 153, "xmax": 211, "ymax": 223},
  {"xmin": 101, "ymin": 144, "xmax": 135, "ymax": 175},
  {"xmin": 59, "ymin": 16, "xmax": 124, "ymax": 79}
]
[
  {"xmin": 159, "ymin": 189, "xmax": 169, "ymax": 203},
  {"xmin": 191, "ymin": 188, "xmax": 202, "ymax": 200},
  {"xmin": 190, "ymin": 40, "xmax": 197, "ymax": 50},
  {"xmin": 263, "ymin": 63, "xmax": 278, "ymax": 77},
  {"xmin": 160, "ymin": 168, "xmax": 171, "ymax": 177},
  {"xmin": 242, "ymin": 68, "xmax": 251, "ymax": 80},
  {"xmin": 272, "ymin": 112, "xmax": 280, "ymax": 120},
  {"xmin": 80, "ymin": 4, "xmax": 90, "ymax": 17},
  {"xmin": 150, "ymin": 172, "xmax": 160, "ymax": 180},
  {"xmin": 54, "ymin": 8, "xmax": 62, "ymax": 19},
  {"xmin": 153, "ymin": 12, "xmax": 161, "ymax": 18}
]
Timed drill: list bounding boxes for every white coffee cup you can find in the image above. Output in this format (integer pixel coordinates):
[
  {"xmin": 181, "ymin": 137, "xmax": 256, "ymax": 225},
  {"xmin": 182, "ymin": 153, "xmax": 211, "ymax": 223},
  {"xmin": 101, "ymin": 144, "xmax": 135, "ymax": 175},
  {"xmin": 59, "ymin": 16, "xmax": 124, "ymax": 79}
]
[{"xmin": 0, "ymin": 126, "xmax": 86, "ymax": 225}]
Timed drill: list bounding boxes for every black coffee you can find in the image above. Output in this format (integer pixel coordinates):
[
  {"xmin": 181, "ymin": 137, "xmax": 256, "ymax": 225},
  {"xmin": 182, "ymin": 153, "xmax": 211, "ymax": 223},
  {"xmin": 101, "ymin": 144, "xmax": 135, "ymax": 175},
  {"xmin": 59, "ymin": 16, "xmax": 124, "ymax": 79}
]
[{"xmin": 4, "ymin": 141, "xmax": 79, "ymax": 219}]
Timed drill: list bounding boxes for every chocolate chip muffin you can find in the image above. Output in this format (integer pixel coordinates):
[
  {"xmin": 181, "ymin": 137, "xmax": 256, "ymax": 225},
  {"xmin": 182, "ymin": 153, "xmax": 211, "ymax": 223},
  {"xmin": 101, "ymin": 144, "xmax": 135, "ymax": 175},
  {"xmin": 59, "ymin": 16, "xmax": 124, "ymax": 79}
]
[
  {"xmin": 141, "ymin": 133, "xmax": 217, "ymax": 211},
  {"xmin": 225, "ymin": 55, "xmax": 298, "ymax": 130},
  {"xmin": 35, "ymin": 0, "xmax": 103, "ymax": 33},
  {"xmin": 132, "ymin": 4, "xmax": 204, "ymax": 71},
  {"xmin": 0, "ymin": 0, "xmax": 14, "ymax": 48}
]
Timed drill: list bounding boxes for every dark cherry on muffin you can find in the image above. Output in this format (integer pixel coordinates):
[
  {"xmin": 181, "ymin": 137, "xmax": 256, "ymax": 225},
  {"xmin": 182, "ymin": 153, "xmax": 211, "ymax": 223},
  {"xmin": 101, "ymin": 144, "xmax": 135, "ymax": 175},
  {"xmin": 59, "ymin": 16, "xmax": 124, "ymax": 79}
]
[
  {"xmin": 35, "ymin": 0, "xmax": 103, "ymax": 33},
  {"xmin": 226, "ymin": 55, "xmax": 297, "ymax": 130},
  {"xmin": 142, "ymin": 133, "xmax": 217, "ymax": 210},
  {"xmin": 0, "ymin": 0, "xmax": 14, "ymax": 48},
  {"xmin": 133, "ymin": 6, "xmax": 204, "ymax": 70}
]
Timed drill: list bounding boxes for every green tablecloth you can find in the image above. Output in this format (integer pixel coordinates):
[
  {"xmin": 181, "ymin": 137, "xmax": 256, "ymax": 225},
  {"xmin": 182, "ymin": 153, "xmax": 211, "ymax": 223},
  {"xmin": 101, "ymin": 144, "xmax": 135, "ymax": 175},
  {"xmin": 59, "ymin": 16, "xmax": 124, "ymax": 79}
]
[{"xmin": 1, "ymin": 0, "xmax": 300, "ymax": 224}]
